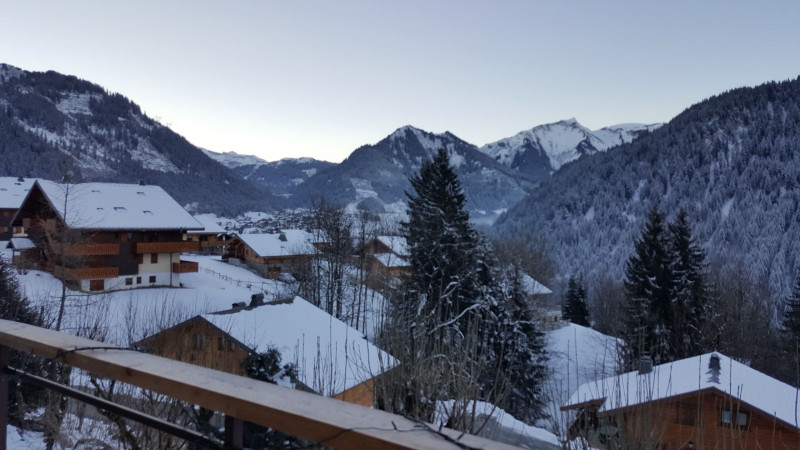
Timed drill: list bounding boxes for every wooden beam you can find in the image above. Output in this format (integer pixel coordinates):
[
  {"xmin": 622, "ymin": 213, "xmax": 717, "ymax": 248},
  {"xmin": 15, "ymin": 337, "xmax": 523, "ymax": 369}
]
[{"xmin": 0, "ymin": 320, "xmax": 519, "ymax": 449}]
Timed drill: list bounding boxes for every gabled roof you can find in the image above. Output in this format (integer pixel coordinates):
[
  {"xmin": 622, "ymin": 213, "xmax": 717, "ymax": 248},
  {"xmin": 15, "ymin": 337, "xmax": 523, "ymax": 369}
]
[
  {"xmin": 202, "ymin": 296, "xmax": 396, "ymax": 396},
  {"xmin": 0, "ymin": 177, "xmax": 36, "ymax": 209},
  {"xmin": 32, "ymin": 180, "xmax": 203, "ymax": 231},
  {"xmin": 188, "ymin": 214, "xmax": 226, "ymax": 235},
  {"xmin": 6, "ymin": 237, "xmax": 35, "ymax": 250},
  {"xmin": 374, "ymin": 252, "xmax": 409, "ymax": 269},
  {"xmin": 563, "ymin": 352, "xmax": 800, "ymax": 429},
  {"xmin": 236, "ymin": 230, "xmax": 316, "ymax": 257},
  {"xmin": 520, "ymin": 272, "xmax": 552, "ymax": 295},
  {"xmin": 376, "ymin": 235, "xmax": 408, "ymax": 257}
]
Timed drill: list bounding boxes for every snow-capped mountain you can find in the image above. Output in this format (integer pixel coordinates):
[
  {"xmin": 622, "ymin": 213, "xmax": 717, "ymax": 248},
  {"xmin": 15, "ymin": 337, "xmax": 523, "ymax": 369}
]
[
  {"xmin": 293, "ymin": 125, "xmax": 531, "ymax": 223},
  {"xmin": 204, "ymin": 150, "xmax": 335, "ymax": 195},
  {"xmin": 480, "ymin": 119, "xmax": 661, "ymax": 181},
  {"xmin": 0, "ymin": 64, "xmax": 281, "ymax": 215}
]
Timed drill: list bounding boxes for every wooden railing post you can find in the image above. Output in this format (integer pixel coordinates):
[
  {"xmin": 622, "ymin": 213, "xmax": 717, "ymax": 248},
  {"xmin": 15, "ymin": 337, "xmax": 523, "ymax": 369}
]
[
  {"xmin": 224, "ymin": 414, "xmax": 243, "ymax": 448},
  {"xmin": 0, "ymin": 345, "xmax": 9, "ymax": 450}
]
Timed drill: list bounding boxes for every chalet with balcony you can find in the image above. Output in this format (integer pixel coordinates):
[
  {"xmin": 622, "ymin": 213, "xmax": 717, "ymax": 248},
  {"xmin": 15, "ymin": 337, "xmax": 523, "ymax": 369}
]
[
  {"xmin": 562, "ymin": 352, "xmax": 800, "ymax": 449},
  {"xmin": 223, "ymin": 230, "xmax": 321, "ymax": 279},
  {"xmin": 183, "ymin": 215, "xmax": 229, "ymax": 255},
  {"xmin": 0, "ymin": 177, "xmax": 35, "ymax": 240},
  {"xmin": 136, "ymin": 295, "xmax": 396, "ymax": 407},
  {"xmin": 11, "ymin": 180, "xmax": 203, "ymax": 292}
]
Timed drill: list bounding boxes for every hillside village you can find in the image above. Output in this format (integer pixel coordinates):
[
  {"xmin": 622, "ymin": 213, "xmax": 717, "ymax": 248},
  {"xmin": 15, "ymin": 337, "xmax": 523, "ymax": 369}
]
[
  {"xmin": 0, "ymin": 59, "xmax": 799, "ymax": 450},
  {"xmin": 3, "ymin": 134, "xmax": 800, "ymax": 450}
]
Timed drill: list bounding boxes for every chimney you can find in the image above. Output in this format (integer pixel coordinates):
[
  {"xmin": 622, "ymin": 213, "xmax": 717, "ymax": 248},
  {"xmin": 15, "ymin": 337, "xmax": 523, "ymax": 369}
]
[
  {"xmin": 17, "ymin": 176, "xmax": 24, "ymax": 182},
  {"xmin": 249, "ymin": 293, "xmax": 265, "ymax": 307},
  {"xmin": 231, "ymin": 301, "xmax": 246, "ymax": 309},
  {"xmin": 638, "ymin": 356, "xmax": 653, "ymax": 375},
  {"xmin": 138, "ymin": 179, "xmax": 146, "ymax": 186},
  {"xmin": 279, "ymin": 232, "xmax": 287, "ymax": 242},
  {"xmin": 706, "ymin": 353, "xmax": 722, "ymax": 384}
]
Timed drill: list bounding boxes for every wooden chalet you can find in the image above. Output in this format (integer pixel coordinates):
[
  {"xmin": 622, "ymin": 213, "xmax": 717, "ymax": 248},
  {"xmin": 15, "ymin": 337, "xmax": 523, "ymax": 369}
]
[
  {"xmin": 183, "ymin": 215, "xmax": 229, "ymax": 255},
  {"xmin": 364, "ymin": 235, "xmax": 410, "ymax": 288},
  {"xmin": 137, "ymin": 296, "xmax": 396, "ymax": 407},
  {"xmin": 0, "ymin": 177, "xmax": 35, "ymax": 240},
  {"xmin": 562, "ymin": 352, "xmax": 800, "ymax": 449},
  {"xmin": 223, "ymin": 230, "xmax": 321, "ymax": 279},
  {"xmin": 11, "ymin": 180, "xmax": 203, "ymax": 292}
]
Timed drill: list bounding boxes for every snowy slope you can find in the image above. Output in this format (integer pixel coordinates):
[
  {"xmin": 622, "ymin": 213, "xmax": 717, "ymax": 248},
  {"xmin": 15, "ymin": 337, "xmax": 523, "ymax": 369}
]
[{"xmin": 202, "ymin": 149, "xmax": 269, "ymax": 169}]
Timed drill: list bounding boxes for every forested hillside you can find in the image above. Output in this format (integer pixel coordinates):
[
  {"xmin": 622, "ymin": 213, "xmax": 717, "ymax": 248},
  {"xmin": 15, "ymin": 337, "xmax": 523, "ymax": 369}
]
[
  {"xmin": 0, "ymin": 64, "xmax": 281, "ymax": 215},
  {"xmin": 496, "ymin": 77, "xmax": 800, "ymax": 298}
]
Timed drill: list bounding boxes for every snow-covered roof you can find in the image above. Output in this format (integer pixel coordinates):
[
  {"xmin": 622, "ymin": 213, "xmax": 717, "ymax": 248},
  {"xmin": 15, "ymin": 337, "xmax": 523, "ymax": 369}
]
[
  {"xmin": 33, "ymin": 180, "xmax": 203, "ymax": 231},
  {"xmin": 0, "ymin": 177, "xmax": 36, "ymax": 209},
  {"xmin": 520, "ymin": 272, "xmax": 552, "ymax": 295},
  {"xmin": 188, "ymin": 214, "xmax": 226, "ymax": 235},
  {"xmin": 376, "ymin": 235, "xmax": 408, "ymax": 257},
  {"xmin": 374, "ymin": 252, "xmax": 409, "ymax": 268},
  {"xmin": 202, "ymin": 296, "xmax": 396, "ymax": 396},
  {"xmin": 236, "ymin": 230, "xmax": 316, "ymax": 257},
  {"xmin": 6, "ymin": 237, "xmax": 35, "ymax": 250},
  {"xmin": 564, "ymin": 352, "xmax": 800, "ymax": 429}
]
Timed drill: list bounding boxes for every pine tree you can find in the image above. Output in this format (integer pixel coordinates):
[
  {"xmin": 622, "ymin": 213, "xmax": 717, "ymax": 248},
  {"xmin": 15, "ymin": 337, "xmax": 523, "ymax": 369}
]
[
  {"xmin": 667, "ymin": 209, "xmax": 711, "ymax": 359},
  {"xmin": 563, "ymin": 276, "xmax": 590, "ymax": 326},
  {"xmin": 401, "ymin": 147, "xmax": 481, "ymax": 336},
  {"xmin": 623, "ymin": 206, "xmax": 672, "ymax": 367}
]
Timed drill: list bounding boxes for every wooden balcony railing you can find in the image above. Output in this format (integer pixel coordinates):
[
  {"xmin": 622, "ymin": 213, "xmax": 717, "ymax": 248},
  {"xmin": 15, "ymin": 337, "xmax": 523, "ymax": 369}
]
[
  {"xmin": 0, "ymin": 320, "xmax": 516, "ymax": 449},
  {"xmin": 172, "ymin": 260, "xmax": 199, "ymax": 274},
  {"xmin": 136, "ymin": 241, "xmax": 199, "ymax": 254},
  {"xmin": 52, "ymin": 265, "xmax": 119, "ymax": 280},
  {"xmin": 57, "ymin": 243, "xmax": 120, "ymax": 256}
]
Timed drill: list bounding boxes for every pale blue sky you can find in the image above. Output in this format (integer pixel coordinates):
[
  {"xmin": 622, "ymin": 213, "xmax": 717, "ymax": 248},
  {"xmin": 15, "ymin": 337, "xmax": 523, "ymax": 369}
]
[{"xmin": 2, "ymin": 1, "xmax": 798, "ymax": 162}]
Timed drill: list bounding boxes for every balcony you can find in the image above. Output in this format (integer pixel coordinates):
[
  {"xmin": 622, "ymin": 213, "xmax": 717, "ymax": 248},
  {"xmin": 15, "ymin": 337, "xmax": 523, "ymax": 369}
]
[
  {"xmin": 172, "ymin": 260, "xmax": 199, "ymax": 274},
  {"xmin": 52, "ymin": 265, "xmax": 119, "ymax": 280},
  {"xmin": 135, "ymin": 241, "xmax": 199, "ymax": 254},
  {"xmin": 58, "ymin": 243, "xmax": 120, "ymax": 256}
]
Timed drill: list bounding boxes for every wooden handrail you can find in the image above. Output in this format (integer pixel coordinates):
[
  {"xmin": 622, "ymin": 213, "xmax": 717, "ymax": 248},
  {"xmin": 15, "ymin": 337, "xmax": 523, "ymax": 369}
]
[{"xmin": 0, "ymin": 320, "xmax": 517, "ymax": 449}]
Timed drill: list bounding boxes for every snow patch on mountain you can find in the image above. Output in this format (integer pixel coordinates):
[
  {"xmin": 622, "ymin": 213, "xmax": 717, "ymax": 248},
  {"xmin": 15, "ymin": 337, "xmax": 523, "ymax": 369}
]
[
  {"xmin": 203, "ymin": 149, "xmax": 268, "ymax": 169},
  {"xmin": 481, "ymin": 119, "xmax": 662, "ymax": 171},
  {"xmin": 56, "ymin": 92, "xmax": 101, "ymax": 116}
]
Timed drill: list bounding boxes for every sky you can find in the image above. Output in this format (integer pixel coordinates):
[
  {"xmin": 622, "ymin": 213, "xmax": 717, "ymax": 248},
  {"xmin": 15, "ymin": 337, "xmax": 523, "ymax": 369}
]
[{"xmin": 2, "ymin": 1, "xmax": 799, "ymax": 163}]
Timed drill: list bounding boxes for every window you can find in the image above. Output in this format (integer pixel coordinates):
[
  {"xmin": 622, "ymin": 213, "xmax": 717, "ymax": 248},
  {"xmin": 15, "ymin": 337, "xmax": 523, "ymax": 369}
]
[
  {"xmin": 136, "ymin": 276, "xmax": 142, "ymax": 284},
  {"xmin": 149, "ymin": 275, "xmax": 156, "ymax": 284},
  {"xmin": 137, "ymin": 254, "xmax": 143, "ymax": 264},
  {"xmin": 125, "ymin": 278, "xmax": 133, "ymax": 286},
  {"xmin": 721, "ymin": 409, "xmax": 748, "ymax": 427},
  {"xmin": 89, "ymin": 279, "xmax": 104, "ymax": 291},
  {"xmin": 151, "ymin": 253, "xmax": 158, "ymax": 264},
  {"xmin": 194, "ymin": 335, "xmax": 206, "ymax": 350}
]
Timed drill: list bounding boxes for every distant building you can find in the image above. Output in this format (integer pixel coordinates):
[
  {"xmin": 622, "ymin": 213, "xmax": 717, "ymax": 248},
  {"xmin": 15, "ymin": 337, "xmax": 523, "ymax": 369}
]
[
  {"xmin": 0, "ymin": 176, "xmax": 35, "ymax": 240},
  {"xmin": 561, "ymin": 352, "xmax": 800, "ymax": 449},
  {"xmin": 12, "ymin": 180, "xmax": 203, "ymax": 292},
  {"xmin": 184, "ymin": 215, "xmax": 229, "ymax": 255},
  {"xmin": 137, "ymin": 296, "xmax": 396, "ymax": 407},
  {"xmin": 223, "ymin": 230, "xmax": 323, "ymax": 279},
  {"xmin": 364, "ymin": 235, "xmax": 410, "ymax": 288}
]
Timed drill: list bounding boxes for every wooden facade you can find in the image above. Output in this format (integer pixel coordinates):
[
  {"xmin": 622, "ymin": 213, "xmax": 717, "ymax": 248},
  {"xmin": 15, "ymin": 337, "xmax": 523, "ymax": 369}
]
[
  {"xmin": 223, "ymin": 235, "xmax": 318, "ymax": 280},
  {"xmin": 568, "ymin": 389, "xmax": 800, "ymax": 449},
  {"xmin": 11, "ymin": 181, "xmax": 201, "ymax": 291},
  {"xmin": 363, "ymin": 236, "xmax": 410, "ymax": 289}
]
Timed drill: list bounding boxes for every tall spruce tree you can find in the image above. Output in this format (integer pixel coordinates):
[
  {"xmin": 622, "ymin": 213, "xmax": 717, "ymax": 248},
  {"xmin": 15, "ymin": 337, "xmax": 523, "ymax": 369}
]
[
  {"xmin": 667, "ymin": 209, "xmax": 712, "ymax": 359},
  {"xmin": 380, "ymin": 148, "xmax": 547, "ymax": 428},
  {"xmin": 401, "ymin": 148, "xmax": 481, "ymax": 335},
  {"xmin": 563, "ymin": 276, "xmax": 590, "ymax": 326},
  {"xmin": 623, "ymin": 206, "xmax": 672, "ymax": 367},
  {"xmin": 624, "ymin": 208, "xmax": 712, "ymax": 368}
]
